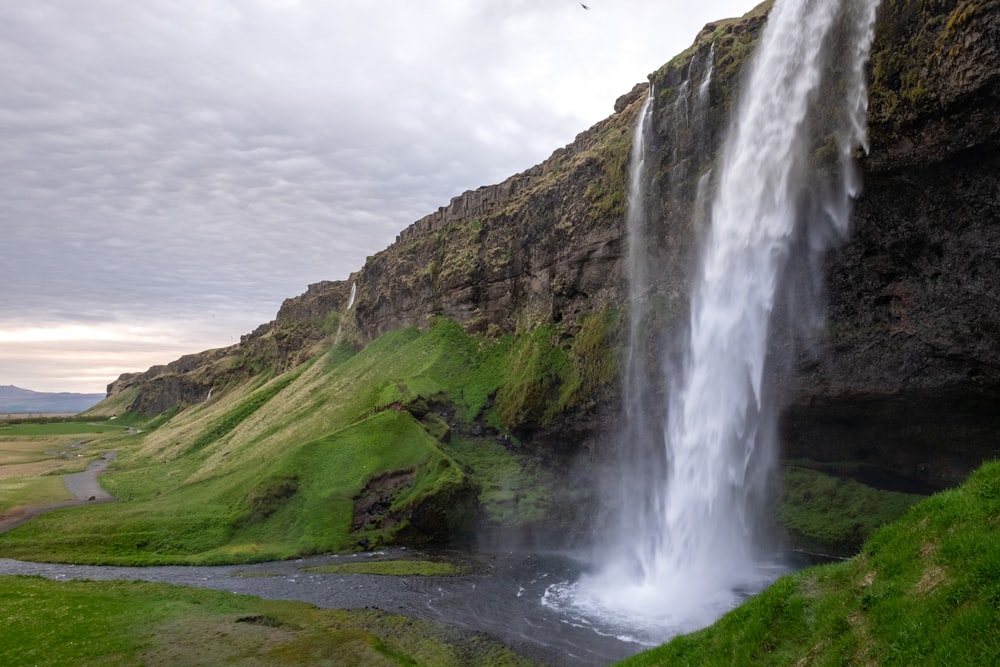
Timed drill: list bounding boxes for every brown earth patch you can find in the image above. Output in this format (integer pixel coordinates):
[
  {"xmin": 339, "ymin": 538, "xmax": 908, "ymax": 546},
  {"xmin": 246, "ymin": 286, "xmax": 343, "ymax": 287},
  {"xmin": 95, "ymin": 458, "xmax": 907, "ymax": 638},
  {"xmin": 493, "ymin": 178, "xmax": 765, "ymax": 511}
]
[
  {"xmin": 915, "ymin": 565, "xmax": 947, "ymax": 595},
  {"xmin": 352, "ymin": 468, "xmax": 416, "ymax": 534}
]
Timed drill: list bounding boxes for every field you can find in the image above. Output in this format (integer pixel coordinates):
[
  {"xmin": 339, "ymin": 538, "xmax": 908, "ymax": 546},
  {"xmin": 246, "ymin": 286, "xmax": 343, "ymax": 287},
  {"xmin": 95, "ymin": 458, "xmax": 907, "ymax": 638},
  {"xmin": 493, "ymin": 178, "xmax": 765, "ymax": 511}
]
[{"xmin": 0, "ymin": 420, "xmax": 135, "ymax": 514}]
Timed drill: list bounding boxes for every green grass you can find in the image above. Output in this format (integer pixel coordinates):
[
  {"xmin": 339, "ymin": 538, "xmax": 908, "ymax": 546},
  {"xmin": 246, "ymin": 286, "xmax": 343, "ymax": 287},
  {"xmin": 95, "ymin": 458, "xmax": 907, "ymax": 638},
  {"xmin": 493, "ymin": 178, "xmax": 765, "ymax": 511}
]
[
  {"xmin": 0, "ymin": 475, "xmax": 73, "ymax": 512},
  {"xmin": 0, "ymin": 426, "xmax": 138, "ymax": 511},
  {"xmin": 0, "ymin": 575, "xmax": 538, "ymax": 666},
  {"xmin": 618, "ymin": 459, "xmax": 1000, "ymax": 666},
  {"xmin": 779, "ymin": 466, "xmax": 924, "ymax": 555},
  {"xmin": 185, "ymin": 372, "xmax": 299, "ymax": 454},
  {"xmin": 0, "ymin": 421, "xmax": 123, "ymax": 436},
  {"xmin": 0, "ymin": 410, "xmax": 467, "ymax": 564},
  {"xmin": 0, "ymin": 316, "xmax": 602, "ymax": 564}
]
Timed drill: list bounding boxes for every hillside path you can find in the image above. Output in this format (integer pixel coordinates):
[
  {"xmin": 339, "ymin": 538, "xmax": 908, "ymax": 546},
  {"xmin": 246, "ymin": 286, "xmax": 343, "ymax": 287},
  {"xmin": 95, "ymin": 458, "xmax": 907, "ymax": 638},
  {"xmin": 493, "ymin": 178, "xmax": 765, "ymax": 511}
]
[
  {"xmin": 63, "ymin": 452, "xmax": 116, "ymax": 501},
  {"xmin": 0, "ymin": 452, "xmax": 117, "ymax": 533}
]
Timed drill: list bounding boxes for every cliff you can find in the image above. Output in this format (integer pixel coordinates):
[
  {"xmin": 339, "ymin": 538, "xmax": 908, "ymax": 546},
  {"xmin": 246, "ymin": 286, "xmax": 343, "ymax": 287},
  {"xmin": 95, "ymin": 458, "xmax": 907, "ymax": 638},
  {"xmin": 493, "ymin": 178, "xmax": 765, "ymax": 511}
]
[
  {"xmin": 784, "ymin": 0, "xmax": 1000, "ymax": 489},
  {"xmin": 103, "ymin": 0, "xmax": 999, "ymax": 491},
  {"xmin": 104, "ymin": 279, "xmax": 353, "ymax": 415}
]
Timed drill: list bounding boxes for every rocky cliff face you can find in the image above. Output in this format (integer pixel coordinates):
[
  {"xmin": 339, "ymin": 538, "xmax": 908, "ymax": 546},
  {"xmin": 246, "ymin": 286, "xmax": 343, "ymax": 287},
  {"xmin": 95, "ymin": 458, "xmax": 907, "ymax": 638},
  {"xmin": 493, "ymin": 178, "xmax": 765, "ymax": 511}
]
[
  {"xmin": 783, "ymin": 0, "xmax": 1000, "ymax": 489},
  {"xmin": 107, "ymin": 279, "xmax": 352, "ymax": 415},
  {"xmin": 106, "ymin": 0, "xmax": 999, "ymax": 489},
  {"xmin": 350, "ymin": 88, "xmax": 645, "ymax": 340}
]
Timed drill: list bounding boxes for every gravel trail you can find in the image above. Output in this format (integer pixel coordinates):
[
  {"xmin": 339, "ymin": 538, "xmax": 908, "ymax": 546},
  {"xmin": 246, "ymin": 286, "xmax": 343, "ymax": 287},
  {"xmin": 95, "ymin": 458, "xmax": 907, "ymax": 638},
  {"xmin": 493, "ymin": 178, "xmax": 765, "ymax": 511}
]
[
  {"xmin": 0, "ymin": 452, "xmax": 116, "ymax": 533},
  {"xmin": 63, "ymin": 452, "xmax": 116, "ymax": 501}
]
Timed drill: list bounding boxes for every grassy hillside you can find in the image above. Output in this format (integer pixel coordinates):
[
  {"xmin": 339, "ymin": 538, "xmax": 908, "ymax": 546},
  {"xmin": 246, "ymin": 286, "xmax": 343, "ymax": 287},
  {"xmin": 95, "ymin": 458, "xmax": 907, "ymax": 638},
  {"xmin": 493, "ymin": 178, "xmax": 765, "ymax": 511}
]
[
  {"xmin": 0, "ymin": 318, "xmax": 585, "ymax": 564},
  {"xmin": 1, "ymin": 314, "xmax": 921, "ymax": 565},
  {"xmin": 620, "ymin": 459, "xmax": 1000, "ymax": 666}
]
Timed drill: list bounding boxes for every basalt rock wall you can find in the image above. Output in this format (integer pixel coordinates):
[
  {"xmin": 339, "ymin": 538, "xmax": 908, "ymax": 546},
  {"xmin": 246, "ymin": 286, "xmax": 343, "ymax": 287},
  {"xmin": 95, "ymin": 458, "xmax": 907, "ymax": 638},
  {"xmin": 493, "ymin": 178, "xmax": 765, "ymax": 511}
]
[
  {"xmin": 350, "ymin": 88, "xmax": 647, "ymax": 340},
  {"xmin": 782, "ymin": 0, "xmax": 1000, "ymax": 489},
  {"xmin": 106, "ymin": 279, "xmax": 352, "ymax": 415}
]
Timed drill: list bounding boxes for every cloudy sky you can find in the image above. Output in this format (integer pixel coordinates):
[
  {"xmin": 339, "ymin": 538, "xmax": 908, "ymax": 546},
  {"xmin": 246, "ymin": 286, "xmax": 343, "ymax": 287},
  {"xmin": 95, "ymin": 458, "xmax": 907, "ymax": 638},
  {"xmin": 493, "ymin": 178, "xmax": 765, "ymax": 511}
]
[{"xmin": 1, "ymin": 0, "xmax": 755, "ymax": 394}]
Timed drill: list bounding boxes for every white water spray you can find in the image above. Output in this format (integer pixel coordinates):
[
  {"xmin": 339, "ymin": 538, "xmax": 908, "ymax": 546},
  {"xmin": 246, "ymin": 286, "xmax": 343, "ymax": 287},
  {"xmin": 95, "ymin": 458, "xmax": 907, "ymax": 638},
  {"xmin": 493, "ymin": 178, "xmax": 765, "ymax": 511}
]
[{"xmin": 553, "ymin": 0, "xmax": 880, "ymax": 641}]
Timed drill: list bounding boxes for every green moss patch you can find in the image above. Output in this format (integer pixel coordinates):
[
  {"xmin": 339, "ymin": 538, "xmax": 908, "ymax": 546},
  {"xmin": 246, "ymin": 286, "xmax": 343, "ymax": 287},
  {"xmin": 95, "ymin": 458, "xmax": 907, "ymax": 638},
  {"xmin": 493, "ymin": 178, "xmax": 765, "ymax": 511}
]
[{"xmin": 779, "ymin": 466, "xmax": 923, "ymax": 555}]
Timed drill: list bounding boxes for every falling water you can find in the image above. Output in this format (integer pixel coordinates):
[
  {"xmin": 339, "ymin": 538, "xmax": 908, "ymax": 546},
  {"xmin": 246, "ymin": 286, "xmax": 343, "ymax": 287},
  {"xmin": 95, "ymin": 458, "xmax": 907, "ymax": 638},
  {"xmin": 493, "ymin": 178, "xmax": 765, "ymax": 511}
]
[
  {"xmin": 335, "ymin": 281, "xmax": 358, "ymax": 343},
  {"xmin": 347, "ymin": 281, "xmax": 357, "ymax": 309},
  {"xmin": 549, "ymin": 0, "xmax": 880, "ymax": 643},
  {"xmin": 697, "ymin": 43, "xmax": 715, "ymax": 103}
]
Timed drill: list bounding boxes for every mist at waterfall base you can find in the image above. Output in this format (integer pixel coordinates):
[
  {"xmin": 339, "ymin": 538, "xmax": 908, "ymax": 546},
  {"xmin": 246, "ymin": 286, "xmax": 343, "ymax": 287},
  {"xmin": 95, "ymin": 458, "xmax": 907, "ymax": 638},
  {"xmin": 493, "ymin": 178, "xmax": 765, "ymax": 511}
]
[{"xmin": 543, "ymin": 0, "xmax": 880, "ymax": 646}]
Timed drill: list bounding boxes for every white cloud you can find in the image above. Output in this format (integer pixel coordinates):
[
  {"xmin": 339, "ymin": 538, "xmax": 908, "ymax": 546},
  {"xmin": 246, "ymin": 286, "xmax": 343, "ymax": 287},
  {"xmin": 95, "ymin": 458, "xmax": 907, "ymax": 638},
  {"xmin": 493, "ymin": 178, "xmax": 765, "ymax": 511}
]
[{"xmin": 0, "ymin": 0, "xmax": 756, "ymax": 393}]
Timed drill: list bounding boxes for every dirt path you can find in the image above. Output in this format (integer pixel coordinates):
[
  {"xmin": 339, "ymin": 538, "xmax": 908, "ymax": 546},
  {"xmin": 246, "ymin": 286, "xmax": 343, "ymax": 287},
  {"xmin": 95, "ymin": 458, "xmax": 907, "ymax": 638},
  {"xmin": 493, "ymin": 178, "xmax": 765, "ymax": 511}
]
[
  {"xmin": 63, "ymin": 452, "xmax": 116, "ymax": 501},
  {"xmin": 0, "ymin": 452, "xmax": 116, "ymax": 533}
]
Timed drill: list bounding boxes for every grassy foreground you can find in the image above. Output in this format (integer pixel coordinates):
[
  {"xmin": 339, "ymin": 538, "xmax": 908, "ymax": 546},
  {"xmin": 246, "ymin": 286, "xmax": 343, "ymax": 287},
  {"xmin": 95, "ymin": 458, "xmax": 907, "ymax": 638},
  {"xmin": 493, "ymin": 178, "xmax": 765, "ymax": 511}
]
[
  {"xmin": 619, "ymin": 460, "xmax": 1000, "ymax": 666},
  {"xmin": 0, "ymin": 575, "xmax": 537, "ymax": 667}
]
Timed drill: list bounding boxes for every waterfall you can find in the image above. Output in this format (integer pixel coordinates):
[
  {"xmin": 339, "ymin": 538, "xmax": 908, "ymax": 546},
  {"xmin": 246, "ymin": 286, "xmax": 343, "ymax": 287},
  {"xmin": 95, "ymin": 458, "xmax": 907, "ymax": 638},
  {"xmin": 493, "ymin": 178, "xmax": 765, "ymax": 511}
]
[
  {"xmin": 697, "ymin": 43, "xmax": 714, "ymax": 103},
  {"xmin": 552, "ymin": 0, "xmax": 880, "ymax": 641},
  {"xmin": 335, "ymin": 281, "xmax": 358, "ymax": 344},
  {"xmin": 347, "ymin": 281, "xmax": 357, "ymax": 310}
]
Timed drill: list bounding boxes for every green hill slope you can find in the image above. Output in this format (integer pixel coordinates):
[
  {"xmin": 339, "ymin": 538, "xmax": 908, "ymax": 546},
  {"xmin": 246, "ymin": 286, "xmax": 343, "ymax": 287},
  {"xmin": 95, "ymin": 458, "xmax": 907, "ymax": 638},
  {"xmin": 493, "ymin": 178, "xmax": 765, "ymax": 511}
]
[
  {"xmin": 620, "ymin": 459, "xmax": 1000, "ymax": 666},
  {"xmin": 0, "ymin": 318, "xmax": 589, "ymax": 564}
]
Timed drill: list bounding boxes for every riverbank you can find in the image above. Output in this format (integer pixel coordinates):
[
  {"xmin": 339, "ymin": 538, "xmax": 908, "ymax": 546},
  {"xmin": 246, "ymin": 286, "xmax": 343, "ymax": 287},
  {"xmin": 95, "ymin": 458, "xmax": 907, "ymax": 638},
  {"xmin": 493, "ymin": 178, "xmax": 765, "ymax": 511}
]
[
  {"xmin": 0, "ymin": 572, "xmax": 539, "ymax": 667},
  {"xmin": 0, "ymin": 548, "xmax": 647, "ymax": 666}
]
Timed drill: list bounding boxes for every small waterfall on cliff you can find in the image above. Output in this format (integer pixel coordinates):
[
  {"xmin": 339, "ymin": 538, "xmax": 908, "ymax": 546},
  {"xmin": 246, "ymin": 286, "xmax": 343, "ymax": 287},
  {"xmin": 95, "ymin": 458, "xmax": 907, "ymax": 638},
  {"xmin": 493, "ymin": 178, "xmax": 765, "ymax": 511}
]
[
  {"xmin": 347, "ymin": 281, "xmax": 357, "ymax": 310},
  {"xmin": 547, "ymin": 0, "xmax": 880, "ymax": 642},
  {"xmin": 697, "ymin": 43, "xmax": 714, "ymax": 104},
  {"xmin": 335, "ymin": 281, "xmax": 358, "ymax": 343}
]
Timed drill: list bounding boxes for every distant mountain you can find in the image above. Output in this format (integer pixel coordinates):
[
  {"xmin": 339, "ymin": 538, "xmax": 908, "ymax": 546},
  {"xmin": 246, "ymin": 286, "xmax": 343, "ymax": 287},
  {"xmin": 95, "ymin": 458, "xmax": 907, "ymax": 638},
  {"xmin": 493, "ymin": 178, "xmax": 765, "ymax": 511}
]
[{"xmin": 0, "ymin": 385, "xmax": 105, "ymax": 414}]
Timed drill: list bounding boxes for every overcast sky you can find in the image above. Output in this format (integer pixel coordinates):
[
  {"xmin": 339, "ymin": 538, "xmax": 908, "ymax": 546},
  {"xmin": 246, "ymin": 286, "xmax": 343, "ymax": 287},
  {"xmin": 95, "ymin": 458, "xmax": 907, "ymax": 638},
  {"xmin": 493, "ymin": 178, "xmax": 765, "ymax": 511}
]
[{"xmin": 1, "ymin": 0, "xmax": 755, "ymax": 394}]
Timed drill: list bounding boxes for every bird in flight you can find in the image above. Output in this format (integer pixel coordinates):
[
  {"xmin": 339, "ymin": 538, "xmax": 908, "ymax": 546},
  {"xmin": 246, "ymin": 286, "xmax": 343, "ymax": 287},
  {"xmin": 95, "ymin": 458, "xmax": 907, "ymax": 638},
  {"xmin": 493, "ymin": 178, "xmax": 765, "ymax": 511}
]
[{"xmin": 581, "ymin": 3, "xmax": 589, "ymax": 9}]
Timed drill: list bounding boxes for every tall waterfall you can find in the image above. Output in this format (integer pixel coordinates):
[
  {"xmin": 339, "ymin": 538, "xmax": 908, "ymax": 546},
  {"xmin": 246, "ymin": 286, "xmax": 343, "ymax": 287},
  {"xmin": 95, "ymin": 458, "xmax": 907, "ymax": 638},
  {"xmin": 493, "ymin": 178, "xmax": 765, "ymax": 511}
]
[{"xmin": 553, "ymin": 0, "xmax": 881, "ymax": 640}]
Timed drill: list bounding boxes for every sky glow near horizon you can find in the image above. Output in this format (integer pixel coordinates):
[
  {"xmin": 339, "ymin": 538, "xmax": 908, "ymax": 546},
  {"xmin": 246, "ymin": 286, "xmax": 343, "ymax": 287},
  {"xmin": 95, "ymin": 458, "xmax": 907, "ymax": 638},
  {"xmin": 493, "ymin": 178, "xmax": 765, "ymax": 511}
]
[{"xmin": 1, "ymin": 0, "xmax": 755, "ymax": 394}]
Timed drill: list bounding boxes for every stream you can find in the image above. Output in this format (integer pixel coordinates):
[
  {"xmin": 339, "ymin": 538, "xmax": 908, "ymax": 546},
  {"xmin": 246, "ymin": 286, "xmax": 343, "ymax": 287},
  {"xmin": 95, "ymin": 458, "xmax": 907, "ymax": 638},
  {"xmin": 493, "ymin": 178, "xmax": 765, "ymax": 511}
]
[{"xmin": 0, "ymin": 548, "xmax": 819, "ymax": 666}]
